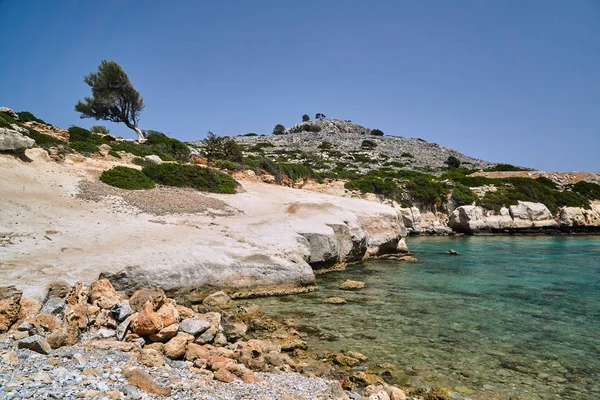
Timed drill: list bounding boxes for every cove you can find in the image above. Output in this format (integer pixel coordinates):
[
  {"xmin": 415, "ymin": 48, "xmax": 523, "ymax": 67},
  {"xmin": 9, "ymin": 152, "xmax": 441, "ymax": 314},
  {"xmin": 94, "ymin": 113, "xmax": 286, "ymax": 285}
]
[{"xmin": 252, "ymin": 236, "xmax": 600, "ymax": 400}]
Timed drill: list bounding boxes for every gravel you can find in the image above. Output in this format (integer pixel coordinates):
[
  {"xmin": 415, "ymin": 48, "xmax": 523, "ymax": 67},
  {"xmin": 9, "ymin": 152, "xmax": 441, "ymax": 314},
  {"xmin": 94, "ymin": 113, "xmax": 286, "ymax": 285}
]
[
  {"xmin": 77, "ymin": 179, "xmax": 240, "ymax": 217},
  {"xmin": 0, "ymin": 344, "xmax": 342, "ymax": 399}
]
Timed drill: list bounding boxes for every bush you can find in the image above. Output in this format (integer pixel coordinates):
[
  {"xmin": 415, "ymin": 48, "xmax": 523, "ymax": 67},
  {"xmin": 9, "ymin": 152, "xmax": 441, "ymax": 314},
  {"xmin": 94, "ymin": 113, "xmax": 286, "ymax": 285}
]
[
  {"xmin": 243, "ymin": 133, "xmax": 258, "ymax": 136},
  {"xmin": 445, "ymin": 155, "xmax": 461, "ymax": 169},
  {"xmin": 109, "ymin": 150, "xmax": 122, "ymax": 159},
  {"xmin": 0, "ymin": 112, "xmax": 17, "ymax": 124},
  {"xmin": 273, "ymin": 124, "xmax": 286, "ymax": 135},
  {"xmin": 370, "ymin": 129, "xmax": 384, "ymax": 136},
  {"xmin": 91, "ymin": 125, "xmax": 110, "ymax": 135},
  {"xmin": 70, "ymin": 141, "xmax": 100, "ymax": 153},
  {"xmin": 571, "ymin": 181, "xmax": 600, "ymax": 200},
  {"xmin": 288, "ymin": 124, "xmax": 322, "ymax": 134},
  {"xmin": 405, "ymin": 176, "xmax": 449, "ymax": 207},
  {"xmin": 554, "ymin": 191, "xmax": 590, "ymax": 209},
  {"xmin": 345, "ymin": 176, "xmax": 402, "ymax": 200},
  {"xmin": 215, "ymin": 160, "xmax": 244, "ymax": 171},
  {"xmin": 318, "ymin": 141, "xmax": 333, "ymax": 150},
  {"xmin": 142, "ymin": 163, "xmax": 238, "ymax": 194},
  {"xmin": 145, "ymin": 130, "xmax": 190, "ymax": 162},
  {"xmin": 24, "ymin": 127, "xmax": 66, "ymax": 148},
  {"xmin": 452, "ymin": 183, "xmax": 478, "ymax": 206},
  {"xmin": 17, "ymin": 111, "xmax": 50, "ymax": 125},
  {"xmin": 0, "ymin": 115, "xmax": 13, "ymax": 128},
  {"xmin": 68, "ymin": 126, "xmax": 93, "ymax": 142},
  {"xmin": 485, "ymin": 163, "xmax": 531, "ymax": 172},
  {"xmin": 302, "ymin": 114, "xmax": 310, "ymax": 122},
  {"xmin": 361, "ymin": 140, "xmax": 377, "ymax": 150},
  {"xmin": 400, "ymin": 152, "xmax": 413, "ymax": 158},
  {"xmin": 100, "ymin": 166, "xmax": 155, "ymax": 190}
]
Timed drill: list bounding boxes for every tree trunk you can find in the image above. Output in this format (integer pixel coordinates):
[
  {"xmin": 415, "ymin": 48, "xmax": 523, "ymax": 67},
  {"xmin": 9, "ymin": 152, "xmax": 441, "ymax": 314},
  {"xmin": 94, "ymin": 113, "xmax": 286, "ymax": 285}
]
[{"xmin": 133, "ymin": 127, "xmax": 146, "ymax": 142}]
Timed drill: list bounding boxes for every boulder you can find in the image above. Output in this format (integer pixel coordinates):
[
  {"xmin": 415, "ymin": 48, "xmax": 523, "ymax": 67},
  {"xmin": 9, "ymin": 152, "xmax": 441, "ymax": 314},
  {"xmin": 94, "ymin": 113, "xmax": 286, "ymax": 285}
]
[
  {"xmin": 214, "ymin": 368, "xmax": 238, "ymax": 383},
  {"xmin": 39, "ymin": 297, "xmax": 66, "ymax": 317},
  {"xmin": 0, "ymin": 127, "xmax": 35, "ymax": 154},
  {"xmin": 131, "ymin": 301, "xmax": 163, "ymax": 336},
  {"xmin": 221, "ymin": 319, "xmax": 247, "ymax": 342},
  {"xmin": 164, "ymin": 333, "xmax": 194, "ymax": 360},
  {"xmin": 185, "ymin": 342, "xmax": 211, "ymax": 361},
  {"xmin": 89, "ymin": 279, "xmax": 121, "ymax": 310},
  {"xmin": 17, "ymin": 335, "xmax": 52, "ymax": 355},
  {"xmin": 111, "ymin": 301, "xmax": 134, "ymax": 322},
  {"xmin": 46, "ymin": 281, "xmax": 72, "ymax": 299},
  {"xmin": 0, "ymin": 107, "xmax": 19, "ymax": 119},
  {"xmin": 129, "ymin": 288, "xmax": 166, "ymax": 312},
  {"xmin": 138, "ymin": 348, "xmax": 164, "ymax": 367},
  {"xmin": 17, "ymin": 298, "xmax": 42, "ymax": 322},
  {"xmin": 397, "ymin": 207, "xmax": 422, "ymax": 234},
  {"xmin": 339, "ymin": 280, "xmax": 365, "ymax": 290},
  {"xmin": 148, "ymin": 323, "xmax": 179, "ymax": 343},
  {"xmin": 202, "ymin": 291, "xmax": 233, "ymax": 308},
  {"xmin": 180, "ymin": 318, "xmax": 211, "ymax": 336},
  {"xmin": 116, "ymin": 315, "xmax": 132, "ymax": 341},
  {"xmin": 0, "ymin": 286, "xmax": 22, "ymax": 332},
  {"xmin": 156, "ymin": 300, "xmax": 179, "ymax": 327},
  {"xmin": 47, "ymin": 322, "xmax": 79, "ymax": 349},
  {"xmin": 122, "ymin": 366, "xmax": 172, "ymax": 396}
]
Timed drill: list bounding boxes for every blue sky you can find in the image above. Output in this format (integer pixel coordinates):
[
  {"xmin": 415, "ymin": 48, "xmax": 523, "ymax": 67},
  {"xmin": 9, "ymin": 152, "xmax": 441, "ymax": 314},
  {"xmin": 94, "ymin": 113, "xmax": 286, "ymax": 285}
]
[{"xmin": 1, "ymin": 0, "xmax": 598, "ymax": 171}]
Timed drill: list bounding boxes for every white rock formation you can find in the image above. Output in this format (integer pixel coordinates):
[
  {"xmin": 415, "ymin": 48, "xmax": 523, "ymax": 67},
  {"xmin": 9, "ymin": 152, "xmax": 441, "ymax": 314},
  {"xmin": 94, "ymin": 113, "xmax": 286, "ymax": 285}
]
[{"xmin": 0, "ymin": 128, "xmax": 35, "ymax": 153}]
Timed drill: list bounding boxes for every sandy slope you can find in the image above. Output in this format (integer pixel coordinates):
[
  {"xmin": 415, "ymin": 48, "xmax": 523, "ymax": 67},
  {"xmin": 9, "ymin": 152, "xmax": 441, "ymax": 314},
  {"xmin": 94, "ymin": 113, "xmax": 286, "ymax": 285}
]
[{"xmin": 0, "ymin": 150, "xmax": 405, "ymax": 300}]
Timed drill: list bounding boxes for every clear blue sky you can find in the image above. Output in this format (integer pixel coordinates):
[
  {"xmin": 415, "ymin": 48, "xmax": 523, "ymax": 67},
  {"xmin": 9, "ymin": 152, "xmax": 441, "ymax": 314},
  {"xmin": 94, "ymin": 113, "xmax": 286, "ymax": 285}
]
[{"xmin": 1, "ymin": 1, "xmax": 598, "ymax": 171}]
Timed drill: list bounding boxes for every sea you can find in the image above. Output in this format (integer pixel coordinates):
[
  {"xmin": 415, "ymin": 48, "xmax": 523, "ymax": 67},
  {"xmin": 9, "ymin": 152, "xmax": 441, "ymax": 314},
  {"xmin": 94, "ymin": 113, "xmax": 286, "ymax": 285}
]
[{"xmin": 252, "ymin": 236, "xmax": 600, "ymax": 400}]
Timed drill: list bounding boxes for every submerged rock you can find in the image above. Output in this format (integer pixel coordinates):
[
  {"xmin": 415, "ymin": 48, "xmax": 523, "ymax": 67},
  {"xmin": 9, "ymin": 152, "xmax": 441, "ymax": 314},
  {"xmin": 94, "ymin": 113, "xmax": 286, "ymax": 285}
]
[{"xmin": 339, "ymin": 280, "xmax": 366, "ymax": 291}]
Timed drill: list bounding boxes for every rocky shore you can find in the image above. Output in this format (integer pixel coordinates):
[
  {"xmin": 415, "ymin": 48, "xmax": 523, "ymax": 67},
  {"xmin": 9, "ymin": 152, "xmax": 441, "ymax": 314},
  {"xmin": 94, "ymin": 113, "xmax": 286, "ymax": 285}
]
[{"xmin": 0, "ymin": 280, "xmax": 418, "ymax": 400}]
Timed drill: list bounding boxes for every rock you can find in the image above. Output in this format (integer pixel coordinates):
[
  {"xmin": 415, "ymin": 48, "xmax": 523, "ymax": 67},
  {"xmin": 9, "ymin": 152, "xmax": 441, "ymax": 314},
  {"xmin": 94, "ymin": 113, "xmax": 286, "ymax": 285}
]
[
  {"xmin": 185, "ymin": 342, "xmax": 211, "ymax": 361},
  {"xmin": 1, "ymin": 350, "xmax": 19, "ymax": 366},
  {"xmin": 398, "ymin": 255, "xmax": 417, "ymax": 262},
  {"xmin": 349, "ymin": 371, "xmax": 381, "ymax": 386},
  {"xmin": 339, "ymin": 280, "xmax": 365, "ymax": 290},
  {"xmin": 17, "ymin": 321, "xmax": 33, "ymax": 331},
  {"xmin": 12, "ymin": 330, "xmax": 28, "ymax": 340},
  {"xmin": 0, "ymin": 107, "xmax": 19, "ymax": 119},
  {"xmin": 368, "ymin": 391, "xmax": 390, "ymax": 400},
  {"xmin": 122, "ymin": 366, "xmax": 172, "ymax": 396},
  {"xmin": 0, "ymin": 286, "xmax": 22, "ymax": 332},
  {"xmin": 0, "ymin": 127, "xmax": 35, "ymax": 154},
  {"xmin": 144, "ymin": 155, "xmax": 163, "ymax": 164},
  {"xmin": 64, "ymin": 304, "xmax": 89, "ymax": 329},
  {"xmin": 202, "ymin": 291, "xmax": 233, "ymax": 308},
  {"xmin": 129, "ymin": 288, "xmax": 166, "ymax": 312},
  {"xmin": 121, "ymin": 385, "xmax": 142, "ymax": 399},
  {"xmin": 148, "ymin": 323, "xmax": 179, "ymax": 342},
  {"xmin": 221, "ymin": 319, "xmax": 247, "ymax": 342},
  {"xmin": 447, "ymin": 249, "xmax": 459, "ymax": 255},
  {"xmin": 17, "ymin": 335, "xmax": 52, "ymax": 354},
  {"xmin": 17, "ymin": 297, "xmax": 42, "ymax": 322},
  {"xmin": 264, "ymin": 351, "xmax": 295, "ymax": 368},
  {"xmin": 247, "ymin": 339, "xmax": 281, "ymax": 354},
  {"xmin": 138, "ymin": 348, "xmax": 164, "ymax": 367},
  {"xmin": 83, "ymin": 339, "xmax": 141, "ymax": 352},
  {"xmin": 327, "ymin": 352, "xmax": 361, "ymax": 367},
  {"xmin": 324, "ymin": 296, "xmax": 347, "ymax": 304},
  {"xmin": 131, "ymin": 301, "xmax": 164, "ymax": 336},
  {"xmin": 111, "ymin": 301, "xmax": 134, "ymax": 322},
  {"xmin": 39, "ymin": 296, "xmax": 66, "ymax": 317},
  {"xmin": 214, "ymin": 367, "xmax": 238, "ymax": 382},
  {"xmin": 32, "ymin": 372, "xmax": 52, "ymax": 384},
  {"xmin": 46, "ymin": 280, "xmax": 72, "ymax": 299},
  {"xmin": 89, "ymin": 279, "xmax": 121, "ymax": 310},
  {"xmin": 116, "ymin": 315, "xmax": 132, "ymax": 341},
  {"xmin": 175, "ymin": 304, "xmax": 195, "ymax": 319},
  {"xmin": 96, "ymin": 328, "xmax": 116, "ymax": 338},
  {"xmin": 214, "ymin": 332, "xmax": 228, "ymax": 346},
  {"xmin": 156, "ymin": 300, "xmax": 179, "ymax": 327},
  {"xmin": 389, "ymin": 387, "xmax": 407, "ymax": 400},
  {"xmin": 344, "ymin": 350, "xmax": 368, "ymax": 362},
  {"xmin": 180, "ymin": 318, "xmax": 212, "ymax": 336},
  {"xmin": 47, "ymin": 321, "xmax": 79, "ymax": 349},
  {"xmin": 238, "ymin": 341, "xmax": 267, "ymax": 371},
  {"xmin": 164, "ymin": 333, "xmax": 194, "ymax": 359},
  {"xmin": 30, "ymin": 314, "xmax": 58, "ymax": 331}
]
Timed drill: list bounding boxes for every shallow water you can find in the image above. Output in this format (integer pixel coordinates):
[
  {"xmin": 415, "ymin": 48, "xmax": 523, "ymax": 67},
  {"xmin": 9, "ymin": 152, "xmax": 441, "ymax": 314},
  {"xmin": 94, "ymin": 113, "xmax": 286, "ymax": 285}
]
[{"xmin": 253, "ymin": 236, "xmax": 600, "ymax": 399}]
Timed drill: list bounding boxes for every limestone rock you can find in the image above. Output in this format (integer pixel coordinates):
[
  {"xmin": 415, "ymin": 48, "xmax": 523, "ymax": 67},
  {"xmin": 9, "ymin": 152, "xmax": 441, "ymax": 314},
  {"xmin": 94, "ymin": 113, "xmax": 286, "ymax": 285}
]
[
  {"xmin": 175, "ymin": 304, "xmax": 195, "ymax": 319},
  {"xmin": 221, "ymin": 319, "xmax": 247, "ymax": 342},
  {"xmin": 156, "ymin": 300, "xmax": 179, "ymax": 327},
  {"xmin": 214, "ymin": 367, "xmax": 238, "ymax": 383},
  {"xmin": 122, "ymin": 366, "xmax": 172, "ymax": 396},
  {"xmin": 30, "ymin": 314, "xmax": 57, "ymax": 331},
  {"xmin": 64, "ymin": 304, "xmax": 89, "ymax": 329},
  {"xmin": 129, "ymin": 288, "xmax": 166, "ymax": 312},
  {"xmin": 39, "ymin": 296, "xmax": 66, "ymax": 317},
  {"xmin": 164, "ymin": 333, "xmax": 194, "ymax": 359},
  {"xmin": 46, "ymin": 281, "xmax": 72, "ymax": 299},
  {"xmin": 138, "ymin": 348, "xmax": 164, "ymax": 367},
  {"xmin": 180, "ymin": 318, "xmax": 211, "ymax": 336},
  {"xmin": 47, "ymin": 322, "xmax": 79, "ymax": 349},
  {"xmin": 0, "ymin": 107, "xmax": 19, "ymax": 119},
  {"xmin": 17, "ymin": 335, "xmax": 51, "ymax": 354},
  {"xmin": 185, "ymin": 342, "xmax": 211, "ymax": 361},
  {"xmin": 144, "ymin": 155, "xmax": 162, "ymax": 164},
  {"xmin": 111, "ymin": 301, "xmax": 134, "ymax": 322},
  {"xmin": 0, "ymin": 286, "xmax": 22, "ymax": 332},
  {"xmin": 0, "ymin": 127, "xmax": 35, "ymax": 153},
  {"xmin": 194, "ymin": 312, "xmax": 221, "ymax": 344},
  {"xmin": 89, "ymin": 279, "xmax": 121, "ymax": 310},
  {"xmin": 116, "ymin": 315, "xmax": 132, "ymax": 341},
  {"xmin": 323, "ymin": 296, "xmax": 347, "ymax": 304},
  {"xmin": 17, "ymin": 297, "xmax": 42, "ymax": 322},
  {"xmin": 1, "ymin": 351, "xmax": 19, "ymax": 366},
  {"xmin": 148, "ymin": 323, "xmax": 178, "ymax": 342},
  {"xmin": 339, "ymin": 280, "xmax": 365, "ymax": 290},
  {"xmin": 131, "ymin": 301, "xmax": 163, "ymax": 336},
  {"xmin": 202, "ymin": 291, "xmax": 233, "ymax": 308}
]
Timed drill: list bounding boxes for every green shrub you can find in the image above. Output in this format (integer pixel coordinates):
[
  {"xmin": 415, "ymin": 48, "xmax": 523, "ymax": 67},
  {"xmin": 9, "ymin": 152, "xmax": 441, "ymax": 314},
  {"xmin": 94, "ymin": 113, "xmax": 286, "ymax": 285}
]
[
  {"xmin": 91, "ymin": 125, "xmax": 110, "ymax": 135},
  {"xmin": 477, "ymin": 191, "xmax": 517, "ymax": 212},
  {"xmin": 484, "ymin": 163, "xmax": 531, "ymax": 172},
  {"xmin": 24, "ymin": 127, "xmax": 66, "ymax": 148},
  {"xmin": 0, "ymin": 112, "xmax": 17, "ymax": 124},
  {"xmin": 109, "ymin": 150, "xmax": 122, "ymax": 159},
  {"xmin": 243, "ymin": 133, "xmax": 258, "ymax": 136},
  {"xmin": 361, "ymin": 140, "xmax": 377, "ymax": 150},
  {"xmin": 400, "ymin": 152, "xmax": 413, "ymax": 158},
  {"xmin": 452, "ymin": 183, "xmax": 478, "ymax": 206},
  {"xmin": 405, "ymin": 176, "xmax": 449, "ymax": 207},
  {"xmin": 215, "ymin": 160, "xmax": 244, "ymax": 171},
  {"xmin": 535, "ymin": 176, "xmax": 557, "ymax": 189},
  {"xmin": 100, "ymin": 166, "xmax": 155, "ymax": 190},
  {"xmin": 70, "ymin": 141, "xmax": 100, "ymax": 154},
  {"xmin": 0, "ymin": 115, "xmax": 12, "ymax": 128},
  {"xmin": 571, "ymin": 181, "xmax": 600, "ymax": 200},
  {"xmin": 68, "ymin": 126, "xmax": 92, "ymax": 142},
  {"xmin": 273, "ymin": 124, "xmax": 286, "ymax": 135},
  {"xmin": 370, "ymin": 129, "xmax": 384, "ymax": 136},
  {"xmin": 345, "ymin": 176, "xmax": 402, "ymax": 200},
  {"xmin": 554, "ymin": 191, "xmax": 590, "ymax": 209},
  {"xmin": 383, "ymin": 161, "xmax": 406, "ymax": 168},
  {"xmin": 288, "ymin": 124, "xmax": 321, "ymax": 134},
  {"xmin": 142, "ymin": 163, "xmax": 238, "ymax": 194},
  {"xmin": 131, "ymin": 157, "xmax": 148, "ymax": 166},
  {"xmin": 445, "ymin": 155, "xmax": 461, "ymax": 169},
  {"xmin": 249, "ymin": 142, "xmax": 275, "ymax": 151},
  {"xmin": 318, "ymin": 141, "xmax": 333, "ymax": 150},
  {"xmin": 145, "ymin": 130, "xmax": 190, "ymax": 162},
  {"xmin": 17, "ymin": 111, "xmax": 50, "ymax": 125}
]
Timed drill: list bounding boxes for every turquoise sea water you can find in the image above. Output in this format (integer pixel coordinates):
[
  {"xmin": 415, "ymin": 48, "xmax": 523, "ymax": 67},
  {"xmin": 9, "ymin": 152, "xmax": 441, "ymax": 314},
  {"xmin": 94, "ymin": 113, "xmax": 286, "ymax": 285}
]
[{"xmin": 253, "ymin": 236, "xmax": 600, "ymax": 399}]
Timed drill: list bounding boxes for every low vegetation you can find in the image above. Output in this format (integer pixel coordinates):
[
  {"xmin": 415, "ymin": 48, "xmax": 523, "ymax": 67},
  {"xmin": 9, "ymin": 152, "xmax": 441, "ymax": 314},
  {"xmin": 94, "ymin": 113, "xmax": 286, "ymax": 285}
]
[
  {"xmin": 142, "ymin": 163, "xmax": 238, "ymax": 194},
  {"xmin": 100, "ymin": 166, "xmax": 156, "ymax": 190}
]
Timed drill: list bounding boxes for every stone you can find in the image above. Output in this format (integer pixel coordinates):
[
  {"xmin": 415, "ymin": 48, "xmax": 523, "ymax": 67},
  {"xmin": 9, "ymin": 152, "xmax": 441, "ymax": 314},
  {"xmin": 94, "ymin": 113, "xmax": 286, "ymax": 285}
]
[
  {"xmin": 164, "ymin": 333, "xmax": 194, "ymax": 360},
  {"xmin": 18, "ymin": 335, "xmax": 52, "ymax": 354},
  {"xmin": 83, "ymin": 339, "xmax": 141, "ymax": 352},
  {"xmin": 344, "ymin": 350, "xmax": 367, "ymax": 362},
  {"xmin": 17, "ymin": 297, "xmax": 42, "ymax": 321},
  {"xmin": 144, "ymin": 154, "xmax": 163, "ymax": 164},
  {"xmin": 12, "ymin": 330, "xmax": 29, "ymax": 340},
  {"xmin": 0, "ymin": 286, "xmax": 22, "ymax": 332},
  {"xmin": 2, "ymin": 350, "xmax": 19, "ymax": 366},
  {"xmin": 129, "ymin": 288, "xmax": 166, "ymax": 312},
  {"xmin": 138, "ymin": 348, "xmax": 164, "ymax": 367},
  {"xmin": 191, "ymin": 368, "xmax": 214, "ymax": 379},
  {"xmin": 368, "ymin": 391, "xmax": 390, "ymax": 400},
  {"xmin": 96, "ymin": 328, "xmax": 116, "ymax": 338},
  {"xmin": 175, "ymin": 304, "xmax": 195, "ymax": 319},
  {"xmin": 222, "ymin": 319, "xmax": 247, "ymax": 342},
  {"xmin": 116, "ymin": 315, "xmax": 132, "ymax": 341},
  {"xmin": 131, "ymin": 301, "xmax": 164, "ymax": 336},
  {"xmin": 180, "ymin": 318, "xmax": 211, "ymax": 336},
  {"xmin": 17, "ymin": 321, "xmax": 33, "ymax": 331},
  {"xmin": 46, "ymin": 280, "xmax": 72, "ymax": 299},
  {"xmin": 238, "ymin": 341, "xmax": 267, "ymax": 371},
  {"xmin": 0, "ymin": 127, "xmax": 35, "ymax": 153},
  {"xmin": 106, "ymin": 391, "xmax": 122, "ymax": 400},
  {"xmin": 0, "ymin": 107, "xmax": 19, "ymax": 119},
  {"xmin": 389, "ymin": 387, "xmax": 407, "ymax": 400},
  {"xmin": 30, "ymin": 314, "xmax": 57, "ymax": 331},
  {"xmin": 185, "ymin": 343, "xmax": 211, "ymax": 361},
  {"xmin": 247, "ymin": 339, "xmax": 281, "ymax": 354},
  {"xmin": 214, "ymin": 367, "xmax": 238, "ymax": 383},
  {"xmin": 324, "ymin": 296, "xmax": 347, "ymax": 304},
  {"xmin": 89, "ymin": 279, "xmax": 121, "ymax": 310},
  {"xmin": 64, "ymin": 304, "xmax": 89, "ymax": 329},
  {"xmin": 202, "ymin": 291, "xmax": 233, "ymax": 308},
  {"xmin": 327, "ymin": 352, "xmax": 361, "ymax": 367},
  {"xmin": 156, "ymin": 300, "xmax": 179, "ymax": 327},
  {"xmin": 47, "ymin": 321, "xmax": 79, "ymax": 349},
  {"xmin": 111, "ymin": 301, "xmax": 134, "ymax": 322},
  {"xmin": 398, "ymin": 255, "xmax": 418, "ymax": 261},
  {"xmin": 264, "ymin": 351, "xmax": 295, "ymax": 368},
  {"xmin": 122, "ymin": 366, "xmax": 172, "ymax": 396},
  {"xmin": 148, "ymin": 323, "xmax": 178, "ymax": 342},
  {"xmin": 339, "ymin": 280, "xmax": 365, "ymax": 290},
  {"xmin": 214, "ymin": 332, "xmax": 228, "ymax": 346},
  {"xmin": 447, "ymin": 249, "xmax": 459, "ymax": 255},
  {"xmin": 349, "ymin": 371, "xmax": 381, "ymax": 386}
]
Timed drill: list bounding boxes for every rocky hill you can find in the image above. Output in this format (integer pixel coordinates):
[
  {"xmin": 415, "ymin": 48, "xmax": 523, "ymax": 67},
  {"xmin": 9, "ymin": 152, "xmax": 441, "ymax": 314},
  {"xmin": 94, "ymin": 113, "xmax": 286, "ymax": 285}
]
[{"xmin": 221, "ymin": 118, "xmax": 496, "ymax": 174}]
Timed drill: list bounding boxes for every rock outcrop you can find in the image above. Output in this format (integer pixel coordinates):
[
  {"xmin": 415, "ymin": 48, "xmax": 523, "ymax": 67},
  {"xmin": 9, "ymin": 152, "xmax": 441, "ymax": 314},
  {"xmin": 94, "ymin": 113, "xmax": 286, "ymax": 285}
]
[{"xmin": 0, "ymin": 127, "xmax": 35, "ymax": 155}]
